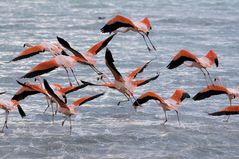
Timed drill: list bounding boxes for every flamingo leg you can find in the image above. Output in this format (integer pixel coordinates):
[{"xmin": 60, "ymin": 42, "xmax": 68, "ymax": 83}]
[
  {"xmin": 90, "ymin": 65, "xmax": 103, "ymax": 75},
  {"xmin": 89, "ymin": 65, "xmax": 111, "ymax": 83},
  {"xmin": 229, "ymin": 98, "xmax": 232, "ymax": 106},
  {"xmin": 2, "ymin": 111, "xmax": 9, "ymax": 132},
  {"xmin": 90, "ymin": 65, "xmax": 110, "ymax": 83},
  {"xmin": 200, "ymin": 68, "xmax": 209, "ymax": 86},
  {"xmin": 43, "ymin": 99, "xmax": 51, "ymax": 114},
  {"xmin": 146, "ymin": 33, "xmax": 156, "ymax": 51},
  {"xmin": 64, "ymin": 68, "xmax": 73, "ymax": 86},
  {"xmin": 175, "ymin": 110, "xmax": 181, "ymax": 126},
  {"xmin": 204, "ymin": 68, "xmax": 214, "ymax": 85},
  {"xmin": 118, "ymin": 93, "xmax": 132, "ymax": 105},
  {"xmin": 51, "ymin": 101, "xmax": 55, "ymax": 123},
  {"xmin": 117, "ymin": 97, "xmax": 129, "ymax": 106},
  {"xmin": 162, "ymin": 110, "xmax": 168, "ymax": 125},
  {"xmin": 131, "ymin": 94, "xmax": 142, "ymax": 108},
  {"xmin": 62, "ymin": 116, "xmax": 68, "ymax": 127},
  {"xmin": 225, "ymin": 115, "xmax": 230, "ymax": 122},
  {"xmin": 69, "ymin": 115, "xmax": 72, "ymax": 135},
  {"xmin": 55, "ymin": 102, "xmax": 58, "ymax": 115},
  {"xmin": 70, "ymin": 68, "xmax": 80, "ymax": 86},
  {"xmin": 139, "ymin": 32, "xmax": 151, "ymax": 52}
]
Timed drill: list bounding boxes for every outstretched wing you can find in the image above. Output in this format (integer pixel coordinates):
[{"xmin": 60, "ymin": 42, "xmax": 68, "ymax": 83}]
[
  {"xmin": 12, "ymin": 84, "xmax": 41, "ymax": 101},
  {"xmin": 57, "ymin": 36, "xmax": 87, "ymax": 60},
  {"xmin": 127, "ymin": 60, "xmax": 152, "ymax": 79},
  {"xmin": 59, "ymin": 84, "xmax": 89, "ymax": 95},
  {"xmin": 15, "ymin": 81, "xmax": 46, "ymax": 95},
  {"xmin": 17, "ymin": 104, "xmax": 26, "ymax": 118},
  {"xmin": 43, "ymin": 79, "xmax": 69, "ymax": 110},
  {"xmin": 21, "ymin": 59, "xmax": 58, "ymax": 78},
  {"xmin": 193, "ymin": 85, "xmax": 228, "ymax": 101},
  {"xmin": 167, "ymin": 50, "xmax": 198, "ymax": 69},
  {"xmin": 133, "ymin": 91, "xmax": 164, "ymax": 109},
  {"xmin": 105, "ymin": 48, "xmax": 124, "ymax": 82},
  {"xmin": 209, "ymin": 106, "xmax": 239, "ymax": 116},
  {"xmin": 11, "ymin": 45, "xmax": 45, "ymax": 62},
  {"xmin": 72, "ymin": 92, "xmax": 105, "ymax": 107},
  {"xmin": 169, "ymin": 89, "xmax": 190, "ymax": 104},
  {"xmin": 85, "ymin": 34, "xmax": 116, "ymax": 57},
  {"xmin": 101, "ymin": 15, "xmax": 135, "ymax": 33},
  {"xmin": 132, "ymin": 73, "xmax": 159, "ymax": 87}
]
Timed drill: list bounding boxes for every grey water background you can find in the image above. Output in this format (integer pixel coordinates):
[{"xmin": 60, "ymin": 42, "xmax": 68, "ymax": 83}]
[{"xmin": 0, "ymin": 0, "xmax": 239, "ymax": 158}]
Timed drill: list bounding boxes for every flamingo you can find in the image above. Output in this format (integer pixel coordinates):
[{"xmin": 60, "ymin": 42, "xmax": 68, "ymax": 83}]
[
  {"xmin": 88, "ymin": 48, "xmax": 159, "ymax": 105},
  {"xmin": 21, "ymin": 53, "xmax": 95, "ymax": 86},
  {"xmin": 43, "ymin": 79, "xmax": 104, "ymax": 134},
  {"xmin": 15, "ymin": 80, "xmax": 91, "ymax": 119},
  {"xmin": 0, "ymin": 99, "xmax": 26, "ymax": 132},
  {"xmin": 209, "ymin": 105, "xmax": 239, "ymax": 122},
  {"xmin": 56, "ymin": 34, "xmax": 115, "ymax": 82},
  {"xmin": 100, "ymin": 15, "xmax": 156, "ymax": 52},
  {"xmin": 133, "ymin": 90, "xmax": 190, "ymax": 124},
  {"xmin": 192, "ymin": 84, "xmax": 239, "ymax": 106},
  {"xmin": 167, "ymin": 49, "xmax": 219, "ymax": 85},
  {"xmin": 10, "ymin": 42, "xmax": 68, "ymax": 62}
]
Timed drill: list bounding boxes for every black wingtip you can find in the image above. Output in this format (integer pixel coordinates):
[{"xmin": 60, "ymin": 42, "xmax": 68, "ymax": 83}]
[
  {"xmin": 192, "ymin": 93, "xmax": 203, "ymax": 101},
  {"xmin": 18, "ymin": 105, "xmax": 26, "ymax": 118},
  {"xmin": 105, "ymin": 48, "xmax": 114, "ymax": 62},
  {"xmin": 215, "ymin": 58, "xmax": 219, "ymax": 67},
  {"xmin": 57, "ymin": 36, "xmax": 71, "ymax": 49},
  {"xmin": 166, "ymin": 62, "xmax": 174, "ymax": 69},
  {"xmin": 94, "ymin": 92, "xmax": 105, "ymax": 98},
  {"xmin": 80, "ymin": 80, "xmax": 96, "ymax": 86},
  {"xmin": 61, "ymin": 50, "xmax": 69, "ymax": 56},
  {"xmin": 0, "ymin": 91, "xmax": 6, "ymax": 95},
  {"xmin": 100, "ymin": 26, "xmax": 106, "ymax": 33},
  {"xmin": 16, "ymin": 80, "xmax": 26, "ymax": 86}
]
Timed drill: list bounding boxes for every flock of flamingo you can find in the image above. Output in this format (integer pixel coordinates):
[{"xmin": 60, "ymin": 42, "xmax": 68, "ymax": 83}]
[{"xmin": 0, "ymin": 15, "xmax": 238, "ymax": 134}]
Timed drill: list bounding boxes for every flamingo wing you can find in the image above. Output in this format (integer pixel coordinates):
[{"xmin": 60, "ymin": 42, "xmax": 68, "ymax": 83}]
[
  {"xmin": 169, "ymin": 89, "xmax": 190, "ymax": 103},
  {"xmin": 59, "ymin": 84, "xmax": 89, "ymax": 95},
  {"xmin": 193, "ymin": 85, "xmax": 229, "ymax": 101},
  {"xmin": 72, "ymin": 92, "xmax": 105, "ymax": 107},
  {"xmin": 15, "ymin": 81, "xmax": 47, "ymax": 95},
  {"xmin": 43, "ymin": 79, "xmax": 69, "ymax": 109},
  {"xmin": 17, "ymin": 104, "xmax": 26, "ymax": 118},
  {"xmin": 133, "ymin": 91, "xmax": 164, "ymax": 108},
  {"xmin": 85, "ymin": 34, "xmax": 116, "ymax": 57},
  {"xmin": 96, "ymin": 83, "xmax": 116, "ymax": 89},
  {"xmin": 167, "ymin": 50, "xmax": 198, "ymax": 69},
  {"xmin": 101, "ymin": 15, "xmax": 135, "ymax": 33},
  {"xmin": 21, "ymin": 59, "xmax": 59, "ymax": 78},
  {"xmin": 12, "ymin": 85, "xmax": 40, "ymax": 101},
  {"xmin": 132, "ymin": 73, "xmax": 159, "ymax": 87},
  {"xmin": 57, "ymin": 36, "xmax": 87, "ymax": 60},
  {"xmin": 209, "ymin": 106, "xmax": 239, "ymax": 116},
  {"xmin": 204, "ymin": 50, "xmax": 219, "ymax": 67},
  {"xmin": 105, "ymin": 48, "xmax": 124, "ymax": 82},
  {"xmin": 0, "ymin": 92, "xmax": 6, "ymax": 95},
  {"xmin": 11, "ymin": 45, "xmax": 45, "ymax": 62},
  {"xmin": 127, "ymin": 60, "xmax": 153, "ymax": 79}
]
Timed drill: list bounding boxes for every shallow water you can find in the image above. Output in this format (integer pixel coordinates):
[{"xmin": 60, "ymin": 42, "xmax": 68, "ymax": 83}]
[{"xmin": 0, "ymin": 0, "xmax": 239, "ymax": 158}]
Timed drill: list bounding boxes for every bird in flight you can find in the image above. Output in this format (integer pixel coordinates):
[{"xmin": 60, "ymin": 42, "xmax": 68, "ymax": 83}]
[
  {"xmin": 193, "ymin": 84, "xmax": 239, "ymax": 106},
  {"xmin": 87, "ymin": 48, "xmax": 159, "ymax": 106},
  {"xmin": 101, "ymin": 15, "xmax": 156, "ymax": 52},
  {"xmin": 57, "ymin": 34, "xmax": 115, "ymax": 82},
  {"xmin": 133, "ymin": 90, "xmax": 190, "ymax": 124},
  {"xmin": 209, "ymin": 105, "xmax": 239, "ymax": 122},
  {"xmin": 10, "ymin": 42, "xmax": 68, "ymax": 62},
  {"xmin": 167, "ymin": 49, "xmax": 219, "ymax": 85}
]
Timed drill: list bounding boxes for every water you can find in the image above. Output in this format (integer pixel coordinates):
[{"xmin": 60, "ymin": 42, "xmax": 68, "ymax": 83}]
[{"xmin": 0, "ymin": 0, "xmax": 239, "ymax": 158}]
